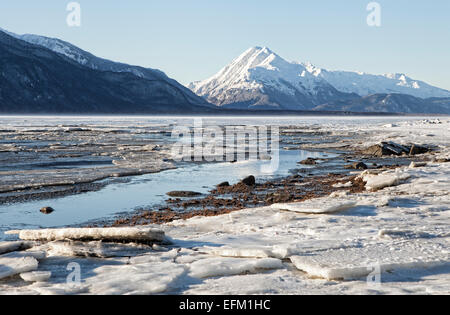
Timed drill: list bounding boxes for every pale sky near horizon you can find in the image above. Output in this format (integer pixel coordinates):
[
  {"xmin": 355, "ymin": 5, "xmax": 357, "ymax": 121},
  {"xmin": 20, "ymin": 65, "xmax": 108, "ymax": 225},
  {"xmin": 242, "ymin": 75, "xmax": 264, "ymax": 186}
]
[{"xmin": 1, "ymin": 0, "xmax": 449, "ymax": 89}]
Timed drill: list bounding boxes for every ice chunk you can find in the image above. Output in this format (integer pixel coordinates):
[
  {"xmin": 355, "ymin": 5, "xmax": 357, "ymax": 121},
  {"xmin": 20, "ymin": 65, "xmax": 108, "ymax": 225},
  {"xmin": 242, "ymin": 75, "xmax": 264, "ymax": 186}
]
[
  {"xmin": 0, "ymin": 241, "xmax": 34, "ymax": 255},
  {"xmin": 20, "ymin": 271, "xmax": 52, "ymax": 283},
  {"xmin": 129, "ymin": 249, "xmax": 180, "ymax": 265},
  {"xmin": 270, "ymin": 240, "xmax": 360, "ymax": 259},
  {"xmin": 189, "ymin": 257, "xmax": 283, "ymax": 278},
  {"xmin": 6, "ymin": 227, "xmax": 165, "ymax": 243},
  {"xmin": 290, "ymin": 240, "xmax": 449, "ymax": 280},
  {"xmin": 45, "ymin": 241, "xmax": 152, "ymax": 258},
  {"xmin": 0, "ymin": 253, "xmax": 39, "ymax": 280},
  {"xmin": 271, "ymin": 198, "xmax": 357, "ymax": 214},
  {"xmin": 363, "ymin": 170, "xmax": 411, "ymax": 190},
  {"xmin": 201, "ymin": 246, "xmax": 273, "ymax": 258},
  {"xmin": 332, "ymin": 181, "xmax": 353, "ymax": 188},
  {"xmin": 86, "ymin": 261, "xmax": 186, "ymax": 295}
]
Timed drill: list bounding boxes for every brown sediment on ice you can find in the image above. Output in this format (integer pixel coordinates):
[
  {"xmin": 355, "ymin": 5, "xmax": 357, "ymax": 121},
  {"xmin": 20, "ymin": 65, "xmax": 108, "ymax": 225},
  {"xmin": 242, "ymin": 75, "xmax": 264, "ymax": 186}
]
[
  {"xmin": 110, "ymin": 173, "xmax": 367, "ymax": 227},
  {"xmin": 108, "ymin": 149, "xmax": 415, "ymax": 228}
]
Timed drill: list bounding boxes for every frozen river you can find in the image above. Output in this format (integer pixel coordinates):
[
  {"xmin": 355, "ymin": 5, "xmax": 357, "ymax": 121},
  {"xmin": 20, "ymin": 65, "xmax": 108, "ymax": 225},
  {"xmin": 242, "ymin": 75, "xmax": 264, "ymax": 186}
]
[
  {"xmin": 1, "ymin": 116, "xmax": 449, "ymax": 295},
  {"xmin": 0, "ymin": 115, "xmax": 429, "ymax": 240}
]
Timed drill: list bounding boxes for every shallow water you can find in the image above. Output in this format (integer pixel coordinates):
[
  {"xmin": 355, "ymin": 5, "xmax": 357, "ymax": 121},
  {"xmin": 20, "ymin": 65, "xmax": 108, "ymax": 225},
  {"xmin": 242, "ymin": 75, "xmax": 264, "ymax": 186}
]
[{"xmin": 0, "ymin": 148, "xmax": 329, "ymax": 240}]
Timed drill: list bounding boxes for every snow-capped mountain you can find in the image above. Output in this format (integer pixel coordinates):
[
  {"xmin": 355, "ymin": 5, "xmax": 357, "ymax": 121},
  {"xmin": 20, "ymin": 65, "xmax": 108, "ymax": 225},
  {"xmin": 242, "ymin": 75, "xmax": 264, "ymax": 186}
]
[
  {"xmin": 189, "ymin": 47, "xmax": 356, "ymax": 110},
  {"xmin": 2, "ymin": 28, "xmax": 209, "ymax": 107},
  {"xmin": 303, "ymin": 62, "xmax": 450, "ymax": 99},
  {"xmin": 190, "ymin": 47, "xmax": 450, "ymax": 111}
]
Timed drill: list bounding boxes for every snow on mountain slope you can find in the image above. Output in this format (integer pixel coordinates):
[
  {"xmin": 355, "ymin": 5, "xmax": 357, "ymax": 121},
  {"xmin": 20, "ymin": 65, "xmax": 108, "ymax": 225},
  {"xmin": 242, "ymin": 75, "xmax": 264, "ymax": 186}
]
[
  {"xmin": 189, "ymin": 47, "xmax": 355, "ymax": 110},
  {"xmin": 190, "ymin": 47, "xmax": 450, "ymax": 110},
  {"xmin": 1, "ymin": 28, "xmax": 209, "ymax": 106},
  {"xmin": 303, "ymin": 62, "xmax": 450, "ymax": 99}
]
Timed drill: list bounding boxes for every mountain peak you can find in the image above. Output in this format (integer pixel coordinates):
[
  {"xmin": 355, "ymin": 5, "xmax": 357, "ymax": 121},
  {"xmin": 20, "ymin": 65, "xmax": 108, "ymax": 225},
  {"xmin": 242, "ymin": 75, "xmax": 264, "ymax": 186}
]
[
  {"xmin": 189, "ymin": 47, "xmax": 450, "ymax": 110},
  {"xmin": 246, "ymin": 46, "xmax": 274, "ymax": 54},
  {"xmin": 240, "ymin": 46, "xmax": 284, "ymax": 62}
]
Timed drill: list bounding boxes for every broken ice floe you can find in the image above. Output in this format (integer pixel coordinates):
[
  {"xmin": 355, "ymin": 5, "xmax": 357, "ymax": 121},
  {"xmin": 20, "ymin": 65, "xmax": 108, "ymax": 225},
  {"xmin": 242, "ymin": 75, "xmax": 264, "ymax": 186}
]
[
  {"xmin": 188, "ymin": 257, "xmax": 283, "ymax": 278},
  {"xmin": 42, "ymin": 241, "xmax": 153, "ymax": 258},
  {"xmin": 20, "ymin": 271, "xmax": 52, "ymax": 283},
  {"xmin": 360, "ymin": 169, "xmax": 411, "ymax": 190},
  {"xmin": 6, "ymin": 227, "xmax": 166, "ymax": 244},
  {"xmin": 0, "ymin": 251, "xmax": 45, "ymax": 280},
  {"xmin": 200, "ymin": 246, "xmax": 274, "ymax": 258},
  {"xmin": 0, "ymin": 241, "xmax": 34, "ymax": 255},
  {"xmin": 271, "ymin": 198, "xmax": 357, "ymax": 214},
  {"xmin": 290, "ymin": 240, "xmax": 449, "ymax": 281},
  {"xmin": 332, "ymin": 181, "xmax": 353, "ymax": 188},
  {"xmin": 86, "ymin": 261, "xmax": 186, "ymax": 295}
]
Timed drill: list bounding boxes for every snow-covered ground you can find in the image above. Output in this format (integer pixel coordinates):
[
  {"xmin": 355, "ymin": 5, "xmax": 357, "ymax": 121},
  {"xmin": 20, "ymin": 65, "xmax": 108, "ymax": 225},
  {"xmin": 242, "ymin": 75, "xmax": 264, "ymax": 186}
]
[{"xmin": 0, "ymin": 118, "xmax": 449, "ymax": 295}]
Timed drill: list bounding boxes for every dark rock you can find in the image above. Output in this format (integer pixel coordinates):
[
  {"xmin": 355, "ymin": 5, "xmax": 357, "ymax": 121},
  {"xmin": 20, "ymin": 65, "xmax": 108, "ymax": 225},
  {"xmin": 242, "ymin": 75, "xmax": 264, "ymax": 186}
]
[
  {"xmin": 363, "ymin": 142, "xmax": 411, "ymax": 157},
  {"xmin": 40, "ymin": 207, "xmax": 55, "ymax": 214},
  {"xmin": 217, "ymin": 181, "xmax": 230, "ymax": 188},
  {"xmin": 240, "ymin": 176, "xmax": 256, "ymax": 186},
  {"xmin": 409, "ymin": 144, "xmax": 430, "ymax": 155},
  {"xmin": 166, "ymin": 191, "xmax": 202, "ymax": 198},
  {"xmin": 363, "ymin": 144, "xmax": 386, "ymax": 157},
  {"xmin": 345, "ymin": 162, "xmax": 368, "ymax": 170},
  {"xmin": 299, "ymin": 158, "xmax": 317, "ymax": 165}
]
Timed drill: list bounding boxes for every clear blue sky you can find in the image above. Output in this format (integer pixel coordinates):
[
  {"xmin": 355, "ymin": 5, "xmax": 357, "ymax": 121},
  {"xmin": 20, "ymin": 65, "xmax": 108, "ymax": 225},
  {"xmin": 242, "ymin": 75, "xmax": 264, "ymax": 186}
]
[{"xmin": 1, "ymin": 0, "xmax": 449, "ymax": 89}]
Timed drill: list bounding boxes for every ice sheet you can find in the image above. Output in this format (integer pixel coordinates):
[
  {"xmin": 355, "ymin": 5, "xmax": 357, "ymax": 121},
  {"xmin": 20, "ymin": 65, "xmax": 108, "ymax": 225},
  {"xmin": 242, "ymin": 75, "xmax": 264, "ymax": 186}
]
[
  {"xmin": 6, "ymin": 227, "xmax": 166, "ymax": 243},
  {"xmin": 0, "ymin": 252, "xmax": 40, "ymax": 280},
  {"xmin": 271, "ymin": 198, "xmax": 358, "ymax": 214},
  {"xmin": 188, "ymin": 257, "xmax": 283, "ymax": 278}
]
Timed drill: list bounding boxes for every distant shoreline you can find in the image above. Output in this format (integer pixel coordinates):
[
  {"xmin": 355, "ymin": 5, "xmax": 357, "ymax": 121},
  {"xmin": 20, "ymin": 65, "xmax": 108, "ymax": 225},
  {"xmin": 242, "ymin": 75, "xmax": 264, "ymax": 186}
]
[{"xmin": 1, "ymin": 109, "xmax": 448, "ymax": 117}]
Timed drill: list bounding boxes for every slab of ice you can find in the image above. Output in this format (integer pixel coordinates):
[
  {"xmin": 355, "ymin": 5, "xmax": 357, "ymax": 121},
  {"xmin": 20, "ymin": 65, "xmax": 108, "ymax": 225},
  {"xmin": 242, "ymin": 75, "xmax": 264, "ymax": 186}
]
[
  {"xmin": 20, "ymin": 271, "xmax": 52, "ymax": 283},
  {"xmin": 271, "ymin": 198, "xmax": 357, "ymax": 214},
  {"xmin": 0, "ymin": 253, "xmax": 39, "ymax": 280},
  {"xmin": 362, "ymin": 170, "xmax": 411, "ymax": 191},
  {"xmin": 200, "ymin": 246, "xmax": 273, "ymax": 258},
  {"xmin": 6, "ymin": 227, "xmax": 165, "ymax": 243},
  {"xmin": 332, "ymin": 181, "xmax": 353, "ymax": 188},
  {"xmin": 0, "ymin": 241, "xmax": 34, "ymax": 255},
  {"xmin": 86, "ymin": 261, "xmax": 186, "ymax": 295},
  {"xmin": 44, "ymin": 241, "xmax": 152, "ymax": 258},
  {"xmin": 290, "ymin": 240, "xmax": 450, "ymax": 280},
  {"xmin": 189, "ymin": 257, "xmax": 283, "ymax": 279},
  {"xmin": 271, "ymin": 240, "xmax": 361, "ymax": 259},
  {"xmin": 129, "ymin": 249, "xmax": 180, "ymax": 265}
]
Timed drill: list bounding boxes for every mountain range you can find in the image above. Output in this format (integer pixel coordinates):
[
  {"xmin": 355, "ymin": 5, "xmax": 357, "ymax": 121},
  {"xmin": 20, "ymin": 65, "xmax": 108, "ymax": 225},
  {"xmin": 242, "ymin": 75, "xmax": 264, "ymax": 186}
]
[
  {"xmin": 189, "ymin": 47, "xmax": 450, "ymax": 114},
  {"xmin": 0, "ymin": 28, "xmax": 212, "ymax": 114},
  {"xmin": 0, "ymin": 28, "xmax": 449, "ymax": 115}
]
